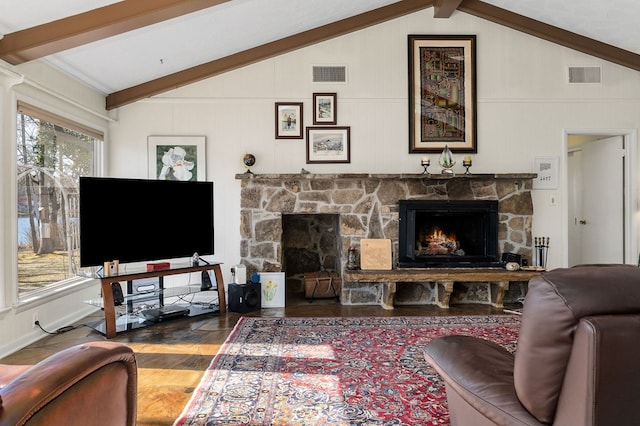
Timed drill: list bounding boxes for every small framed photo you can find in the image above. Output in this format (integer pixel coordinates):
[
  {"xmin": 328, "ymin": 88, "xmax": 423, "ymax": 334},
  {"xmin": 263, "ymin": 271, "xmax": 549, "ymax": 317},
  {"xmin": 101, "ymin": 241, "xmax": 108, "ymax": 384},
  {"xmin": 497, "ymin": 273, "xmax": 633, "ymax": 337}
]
[
  {"xmin": 306, "ymin": 126, "xmax": 350, "ymax": 164},
  {"xmin": 275, "ymin": 102, "xmax": 303, "ymax": 139},
  {"xmin": 313, "ymin": 92, "xmax": 337, "ymax": 125},
  {"xmin": 148, "ymin": 135, "xmax": 206, "ymax": 181}
]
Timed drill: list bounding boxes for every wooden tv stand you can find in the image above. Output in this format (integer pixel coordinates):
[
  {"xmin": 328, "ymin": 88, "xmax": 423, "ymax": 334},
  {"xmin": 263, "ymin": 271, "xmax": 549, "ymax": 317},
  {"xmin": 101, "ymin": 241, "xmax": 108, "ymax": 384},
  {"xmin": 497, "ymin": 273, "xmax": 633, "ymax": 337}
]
[
  {"xmin": 93, "ymin": 262, "xmax": 226, "ymax": 338},
  {"xmin": 343, "ymin": 268, "xmax": 543, "ymax": 309}
]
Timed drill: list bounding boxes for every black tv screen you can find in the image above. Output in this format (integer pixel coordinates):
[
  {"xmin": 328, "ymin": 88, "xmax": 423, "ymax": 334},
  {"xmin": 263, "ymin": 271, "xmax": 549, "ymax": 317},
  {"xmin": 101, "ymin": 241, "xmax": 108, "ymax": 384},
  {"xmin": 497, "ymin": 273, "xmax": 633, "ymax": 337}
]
[{"xmin": 79, "ymin": 177, "xmax": 214, "ymax": 267}]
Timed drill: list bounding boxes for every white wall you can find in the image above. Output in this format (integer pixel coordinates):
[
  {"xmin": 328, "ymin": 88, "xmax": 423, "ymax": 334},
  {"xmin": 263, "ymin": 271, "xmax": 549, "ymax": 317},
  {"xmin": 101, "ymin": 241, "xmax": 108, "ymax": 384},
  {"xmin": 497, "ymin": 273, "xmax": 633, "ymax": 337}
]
[
  {"xmin": 2, "ymin": 8, "xmax": 640, "ymax": 356},
  {"xmin": 110, "ymin": 9, "xmax": 640, "ymax": 276}
]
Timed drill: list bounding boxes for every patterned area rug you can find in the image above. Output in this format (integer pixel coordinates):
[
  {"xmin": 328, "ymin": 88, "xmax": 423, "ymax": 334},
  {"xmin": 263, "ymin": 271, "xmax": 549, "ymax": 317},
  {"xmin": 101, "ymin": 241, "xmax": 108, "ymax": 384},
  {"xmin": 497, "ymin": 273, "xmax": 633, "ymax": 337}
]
[{"xmin": 174, "ymin": 315, "xmax": 521, "ymax": 425}]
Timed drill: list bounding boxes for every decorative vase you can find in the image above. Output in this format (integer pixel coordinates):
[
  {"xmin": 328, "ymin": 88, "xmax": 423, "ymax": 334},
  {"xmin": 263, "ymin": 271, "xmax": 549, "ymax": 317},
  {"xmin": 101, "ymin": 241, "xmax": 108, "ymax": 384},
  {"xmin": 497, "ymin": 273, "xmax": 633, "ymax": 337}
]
[{"xmin": 439, "ymin": 145, "xmax": 456, "ymax": 174}]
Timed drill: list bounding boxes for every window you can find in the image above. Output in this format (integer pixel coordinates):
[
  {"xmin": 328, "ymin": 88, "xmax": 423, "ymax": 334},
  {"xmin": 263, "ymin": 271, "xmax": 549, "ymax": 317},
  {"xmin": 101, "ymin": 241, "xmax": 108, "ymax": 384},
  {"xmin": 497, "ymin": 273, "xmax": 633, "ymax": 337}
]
[{"xmin": 16, "ymin": 102, "xmax": 102, "ymax": 298}]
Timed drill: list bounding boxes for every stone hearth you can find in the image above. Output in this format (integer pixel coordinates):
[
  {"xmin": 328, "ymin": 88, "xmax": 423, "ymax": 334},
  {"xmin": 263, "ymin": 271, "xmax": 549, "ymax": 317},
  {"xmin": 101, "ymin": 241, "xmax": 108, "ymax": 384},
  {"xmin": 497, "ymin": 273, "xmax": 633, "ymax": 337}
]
[{"xmin": 236, "ymin": 173, "xmax": 536, "ymax": 306}]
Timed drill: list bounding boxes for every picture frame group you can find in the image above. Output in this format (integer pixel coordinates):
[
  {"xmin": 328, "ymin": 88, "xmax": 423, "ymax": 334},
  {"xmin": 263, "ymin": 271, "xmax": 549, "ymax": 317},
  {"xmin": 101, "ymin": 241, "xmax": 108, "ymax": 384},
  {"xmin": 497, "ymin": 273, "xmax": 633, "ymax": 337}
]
[{"xmin": 275, "ymin": 92, "xmax": 350, "ymax": 164}]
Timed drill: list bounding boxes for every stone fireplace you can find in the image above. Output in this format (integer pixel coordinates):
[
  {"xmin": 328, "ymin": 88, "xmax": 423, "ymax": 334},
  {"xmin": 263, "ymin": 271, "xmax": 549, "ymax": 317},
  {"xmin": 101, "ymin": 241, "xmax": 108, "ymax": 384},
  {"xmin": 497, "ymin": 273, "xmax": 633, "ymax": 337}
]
[{"xmin": 236, "ymin": 173, "xmax": 535, "ymax": 306}]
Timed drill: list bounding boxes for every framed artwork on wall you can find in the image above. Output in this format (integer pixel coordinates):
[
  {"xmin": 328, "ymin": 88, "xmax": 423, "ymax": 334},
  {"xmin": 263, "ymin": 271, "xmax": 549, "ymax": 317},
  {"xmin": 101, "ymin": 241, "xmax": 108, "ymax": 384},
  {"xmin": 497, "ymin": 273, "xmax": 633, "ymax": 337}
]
[
  {"xmin": 148, "ymin": 135, "xmax": 206, "ymax": 181},
  {"xmin": 306, "ymin": 126, "xmax": 350, "ymax": 164},
  {"xmin": 408, "ymin": 35, "xmax": 477, "ymax": 153},
  {"xmin": 275, "ymin": 102, "xmax": 303, "ymax": 139},
  {"xmin": 313, "ymin": 92, "xmax": 337, "ymax": 125},
  {"xmin": 532, "ymin": 156, "xmax": 559, "ymax": 189},
  {"xmin": 260, "ymin": 272, "xmax": 285, "ymax": 308}
]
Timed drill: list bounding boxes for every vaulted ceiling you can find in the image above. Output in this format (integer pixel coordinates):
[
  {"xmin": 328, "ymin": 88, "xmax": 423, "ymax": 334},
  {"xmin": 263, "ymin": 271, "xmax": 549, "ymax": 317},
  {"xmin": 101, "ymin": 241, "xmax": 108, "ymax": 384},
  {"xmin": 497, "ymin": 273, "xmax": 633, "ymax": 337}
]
[{"xmin": 1, "ymin": 0, "xmax": 639, "ymax": 110}]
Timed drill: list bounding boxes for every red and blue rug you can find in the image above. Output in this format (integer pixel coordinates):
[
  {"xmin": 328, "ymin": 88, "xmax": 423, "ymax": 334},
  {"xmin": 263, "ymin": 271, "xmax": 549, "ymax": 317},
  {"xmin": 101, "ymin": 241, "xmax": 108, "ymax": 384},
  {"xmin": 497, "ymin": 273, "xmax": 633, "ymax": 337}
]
[{"xmin": 174, "ymin": 315, "xmax": 520, "ymax": 425}]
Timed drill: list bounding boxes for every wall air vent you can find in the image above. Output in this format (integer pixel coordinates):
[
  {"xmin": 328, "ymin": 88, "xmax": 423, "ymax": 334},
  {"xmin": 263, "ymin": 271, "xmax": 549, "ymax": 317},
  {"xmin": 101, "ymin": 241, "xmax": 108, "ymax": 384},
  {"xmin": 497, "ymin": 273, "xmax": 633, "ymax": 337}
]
[
  {"xmin": 568, "ymin": 66, "xmax": 601, "ymax": 83},
  {"xmin": 312, "ymin": 65, "xmax": 347, "ymax": 83}
]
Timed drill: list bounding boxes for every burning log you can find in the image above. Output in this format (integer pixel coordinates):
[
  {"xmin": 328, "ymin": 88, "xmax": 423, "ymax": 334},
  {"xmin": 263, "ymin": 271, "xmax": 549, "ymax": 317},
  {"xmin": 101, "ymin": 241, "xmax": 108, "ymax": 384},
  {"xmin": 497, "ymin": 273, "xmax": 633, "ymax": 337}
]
[{"xmin": 417, "ymin": 227, "xmax": 465, "ymax": 256}]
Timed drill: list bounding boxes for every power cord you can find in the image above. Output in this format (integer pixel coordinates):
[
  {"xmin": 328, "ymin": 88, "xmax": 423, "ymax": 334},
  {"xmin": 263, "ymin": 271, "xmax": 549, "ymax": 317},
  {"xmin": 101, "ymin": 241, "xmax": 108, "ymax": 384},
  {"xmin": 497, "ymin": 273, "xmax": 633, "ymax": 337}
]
[{"xmin": 34, "ymin": 320, "xmax": 83, "ymax": 335}]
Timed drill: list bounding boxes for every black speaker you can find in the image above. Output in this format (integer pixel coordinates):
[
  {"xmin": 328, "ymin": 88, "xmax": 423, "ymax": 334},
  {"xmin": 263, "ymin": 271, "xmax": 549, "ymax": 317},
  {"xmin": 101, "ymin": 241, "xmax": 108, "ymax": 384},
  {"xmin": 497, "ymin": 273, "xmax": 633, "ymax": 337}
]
[
  {"xmin": 201, "ymin": 270, "xmax": 213, "ymax": 291},
  {"xmin": 228, "ymin": 282, "xmax": 261, "ymax": 313},
  {"xmin": 111, "ymin": 282, "xmax": 124, "ymax": 306}
]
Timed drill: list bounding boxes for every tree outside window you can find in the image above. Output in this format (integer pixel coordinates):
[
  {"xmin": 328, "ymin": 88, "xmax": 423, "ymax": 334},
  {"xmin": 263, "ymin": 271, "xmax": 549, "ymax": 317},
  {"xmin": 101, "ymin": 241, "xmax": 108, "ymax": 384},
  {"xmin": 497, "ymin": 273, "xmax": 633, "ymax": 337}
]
[{"xmin": 16, "ymin": 104, "xmax": 100, "ymax": 297}]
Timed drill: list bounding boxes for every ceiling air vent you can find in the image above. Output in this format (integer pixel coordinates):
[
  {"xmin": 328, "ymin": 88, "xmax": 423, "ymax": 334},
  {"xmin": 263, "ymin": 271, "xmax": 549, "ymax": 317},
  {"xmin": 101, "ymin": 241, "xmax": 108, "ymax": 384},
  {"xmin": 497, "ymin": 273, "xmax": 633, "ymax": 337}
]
[
  {"xmin": 568, "ymin": 66, "xmax": 601, "ymax": 83},
  {"xmin": 312, "ymin": 65, "xmax": 347, "ymax": 83}
]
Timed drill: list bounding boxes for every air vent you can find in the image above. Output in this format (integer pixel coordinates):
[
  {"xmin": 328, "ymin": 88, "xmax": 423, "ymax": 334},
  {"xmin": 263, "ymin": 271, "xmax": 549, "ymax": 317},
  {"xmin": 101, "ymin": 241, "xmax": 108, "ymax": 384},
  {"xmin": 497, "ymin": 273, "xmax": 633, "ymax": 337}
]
[
  {"xmin": 312, "ymin": 65, "xmax": 347, "ymax": 83},
  {"xmin": 568, "ymin": 66, "xmax": 601, "ymax": 83}
]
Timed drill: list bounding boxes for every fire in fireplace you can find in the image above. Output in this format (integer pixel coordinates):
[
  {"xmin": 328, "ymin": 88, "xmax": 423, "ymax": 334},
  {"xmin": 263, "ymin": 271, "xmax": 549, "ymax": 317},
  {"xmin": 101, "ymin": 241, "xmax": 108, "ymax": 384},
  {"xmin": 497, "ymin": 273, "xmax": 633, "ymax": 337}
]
[{"xmin": 398, "ymin": 200, "xmax": 500, "ymax": 268}]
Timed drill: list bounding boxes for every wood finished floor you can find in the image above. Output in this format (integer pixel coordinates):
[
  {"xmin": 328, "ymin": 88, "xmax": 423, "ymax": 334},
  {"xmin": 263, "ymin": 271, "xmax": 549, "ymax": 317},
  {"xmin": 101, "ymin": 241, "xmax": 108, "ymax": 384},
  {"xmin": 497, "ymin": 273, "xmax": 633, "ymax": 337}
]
[{"xmin": 1, "ymin": 292, "xmax": 509, "ymax": 425}]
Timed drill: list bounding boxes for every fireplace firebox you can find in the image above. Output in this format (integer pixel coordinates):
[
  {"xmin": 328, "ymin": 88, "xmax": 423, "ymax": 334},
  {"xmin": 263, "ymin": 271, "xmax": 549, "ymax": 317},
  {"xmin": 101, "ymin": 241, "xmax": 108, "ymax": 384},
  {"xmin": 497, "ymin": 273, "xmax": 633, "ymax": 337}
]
[{"xmin": 398, "ymin": 200, "xmax": 500, "ymax": 268}]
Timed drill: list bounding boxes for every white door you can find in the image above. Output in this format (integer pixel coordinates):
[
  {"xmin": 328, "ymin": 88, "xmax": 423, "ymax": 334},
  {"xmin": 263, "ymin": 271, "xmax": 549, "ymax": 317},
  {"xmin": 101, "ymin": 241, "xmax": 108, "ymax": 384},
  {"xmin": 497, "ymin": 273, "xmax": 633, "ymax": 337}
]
[{"xmin": 568, "ymin": 136, "xmax": 624, "ymax": 265}]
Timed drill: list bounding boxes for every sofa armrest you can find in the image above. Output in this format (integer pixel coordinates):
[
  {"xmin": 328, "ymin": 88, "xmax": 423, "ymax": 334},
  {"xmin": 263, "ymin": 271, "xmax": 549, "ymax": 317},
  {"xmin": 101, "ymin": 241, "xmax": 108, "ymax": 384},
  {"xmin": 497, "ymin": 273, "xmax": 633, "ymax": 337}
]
[
  {"xmin": 424, "ymin": 335, "xmax": 541, "ymax": 425},
  {"xmin": 0, "ymin": 341, "xmax": 137, "ymax": 426},
  {"xmin": 555, "ymin": 315, "xmax": 640, "ymax": 426}
]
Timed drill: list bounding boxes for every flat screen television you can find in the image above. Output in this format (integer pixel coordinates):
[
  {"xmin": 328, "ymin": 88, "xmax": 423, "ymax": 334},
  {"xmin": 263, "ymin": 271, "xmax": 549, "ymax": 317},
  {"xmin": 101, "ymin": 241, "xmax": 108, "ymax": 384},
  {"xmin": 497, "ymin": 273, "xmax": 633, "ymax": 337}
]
[{"xmin": 79, "ymin": 177, "xmax": 214, "ymax": 267}]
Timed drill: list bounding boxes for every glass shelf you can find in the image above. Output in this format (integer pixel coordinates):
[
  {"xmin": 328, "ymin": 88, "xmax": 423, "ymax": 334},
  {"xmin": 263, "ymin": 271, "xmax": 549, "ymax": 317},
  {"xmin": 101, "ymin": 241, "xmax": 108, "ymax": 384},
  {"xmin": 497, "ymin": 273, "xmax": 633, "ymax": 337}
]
[
  {"xmin": 84, "ymin": 284, "xmax": 219, "ymax": 309},
  {"xmin": 86, "ymin": 303, "xmax": 220, "ymax": 335}
]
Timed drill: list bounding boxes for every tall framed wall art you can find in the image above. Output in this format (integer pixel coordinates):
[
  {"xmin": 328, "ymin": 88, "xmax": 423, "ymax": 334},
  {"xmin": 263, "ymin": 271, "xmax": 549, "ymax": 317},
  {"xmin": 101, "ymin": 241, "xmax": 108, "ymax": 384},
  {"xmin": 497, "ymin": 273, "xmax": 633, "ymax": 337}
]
[{"xmin": 408, "ymin": 35, "xmax": 477, "ymax": 153}]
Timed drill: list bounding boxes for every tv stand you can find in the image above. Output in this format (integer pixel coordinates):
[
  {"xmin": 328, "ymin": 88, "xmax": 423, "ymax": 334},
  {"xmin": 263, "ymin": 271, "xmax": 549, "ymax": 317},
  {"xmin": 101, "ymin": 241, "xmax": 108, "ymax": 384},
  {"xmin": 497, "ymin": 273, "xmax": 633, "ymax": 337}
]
[{"xmin": 87, "ymin": 262, "xmax": 226, "ymax": 338}]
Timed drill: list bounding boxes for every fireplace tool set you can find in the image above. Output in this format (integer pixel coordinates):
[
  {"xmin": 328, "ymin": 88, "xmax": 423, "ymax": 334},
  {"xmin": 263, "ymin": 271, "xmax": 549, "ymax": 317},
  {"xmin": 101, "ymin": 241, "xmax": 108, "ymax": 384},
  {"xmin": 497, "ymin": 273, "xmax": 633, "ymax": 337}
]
[{"xmin": 534, "ymin": 237, "xmax": 550, "ymax": 269}]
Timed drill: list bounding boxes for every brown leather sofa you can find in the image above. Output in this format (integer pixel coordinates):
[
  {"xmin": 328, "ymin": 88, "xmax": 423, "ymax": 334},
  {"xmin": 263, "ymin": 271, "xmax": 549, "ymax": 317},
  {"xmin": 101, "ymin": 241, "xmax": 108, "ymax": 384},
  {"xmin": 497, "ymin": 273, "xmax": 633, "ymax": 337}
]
[
  {"xmin": 424, "ymin": 264, "xmax": 640, "ymax": 425},
  {"xmin": 0, "ymin": 341, "xmax": 137, "ymax": 426}
]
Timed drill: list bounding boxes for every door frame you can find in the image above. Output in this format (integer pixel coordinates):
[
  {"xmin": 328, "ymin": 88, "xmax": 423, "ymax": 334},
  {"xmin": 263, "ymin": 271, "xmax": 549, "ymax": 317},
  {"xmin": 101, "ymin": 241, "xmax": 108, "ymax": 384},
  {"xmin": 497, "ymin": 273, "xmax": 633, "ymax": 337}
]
[{"xmin": 562, "ymin": 129, "xmax": 638, "ymax": 266}]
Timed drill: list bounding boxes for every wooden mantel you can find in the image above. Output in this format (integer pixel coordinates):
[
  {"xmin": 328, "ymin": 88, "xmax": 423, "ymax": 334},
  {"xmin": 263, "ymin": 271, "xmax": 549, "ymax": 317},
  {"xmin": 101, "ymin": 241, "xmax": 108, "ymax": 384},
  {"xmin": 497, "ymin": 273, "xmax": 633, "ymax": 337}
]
[{"xmin": 236, "ymin": 172, "xmax": 537, "ymax": 181}]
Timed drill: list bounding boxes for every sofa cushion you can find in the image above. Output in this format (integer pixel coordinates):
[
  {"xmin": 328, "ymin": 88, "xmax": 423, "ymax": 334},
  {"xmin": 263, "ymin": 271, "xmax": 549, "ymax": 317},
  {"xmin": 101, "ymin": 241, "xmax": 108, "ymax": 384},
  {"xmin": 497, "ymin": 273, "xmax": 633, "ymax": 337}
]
[{"xmin": 514, "ymin": 264, "xmax": 640, "ymax": 423}]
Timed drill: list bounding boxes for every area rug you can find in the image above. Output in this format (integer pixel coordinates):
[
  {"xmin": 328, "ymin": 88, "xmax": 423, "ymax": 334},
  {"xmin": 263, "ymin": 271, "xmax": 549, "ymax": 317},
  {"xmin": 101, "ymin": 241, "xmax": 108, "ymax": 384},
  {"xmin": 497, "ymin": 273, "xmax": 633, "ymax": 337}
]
[{"xmin": 174, "ymin": 315, "xmax": 521, "ymax": 425}]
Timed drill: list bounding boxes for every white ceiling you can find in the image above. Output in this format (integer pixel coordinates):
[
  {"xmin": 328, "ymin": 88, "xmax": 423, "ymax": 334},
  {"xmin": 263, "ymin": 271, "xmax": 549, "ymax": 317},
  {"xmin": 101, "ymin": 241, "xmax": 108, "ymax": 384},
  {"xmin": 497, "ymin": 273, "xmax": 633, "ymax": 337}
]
[{"xmin": 1, "ymin": 0, "xmax": 639, "ymax": 96}]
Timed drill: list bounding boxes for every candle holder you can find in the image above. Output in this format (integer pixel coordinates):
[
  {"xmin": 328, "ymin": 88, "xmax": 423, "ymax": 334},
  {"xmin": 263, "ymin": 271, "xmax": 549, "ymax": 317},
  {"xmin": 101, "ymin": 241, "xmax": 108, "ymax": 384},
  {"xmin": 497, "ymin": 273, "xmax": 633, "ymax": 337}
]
[
  {"xmin": 421, "ymin": 159, "xmax": 430, "ymax": 174},
  {"xmin": 463, "ymin": 159, "xmax": 472, "ymax": 175}
]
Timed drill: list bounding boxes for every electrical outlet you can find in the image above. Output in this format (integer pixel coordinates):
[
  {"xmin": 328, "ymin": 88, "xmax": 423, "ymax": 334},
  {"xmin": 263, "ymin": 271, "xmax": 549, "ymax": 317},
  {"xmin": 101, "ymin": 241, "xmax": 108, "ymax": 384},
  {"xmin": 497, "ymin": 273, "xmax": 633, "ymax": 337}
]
[{"xmin": 32, "ymin": 312, "xmax": 38, "ymax": 328}]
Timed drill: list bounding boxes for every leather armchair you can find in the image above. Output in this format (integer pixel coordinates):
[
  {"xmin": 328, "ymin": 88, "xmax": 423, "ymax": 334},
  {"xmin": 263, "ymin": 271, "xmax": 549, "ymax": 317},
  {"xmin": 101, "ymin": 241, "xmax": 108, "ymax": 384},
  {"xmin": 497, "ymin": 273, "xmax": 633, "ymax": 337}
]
[
  {"xmin": 424, "ymin": 264, "xmax": 640, "ymax": 425},
  {"xmin": 0, "ymin": 341, "xmax": 137, "ymax": 426}
]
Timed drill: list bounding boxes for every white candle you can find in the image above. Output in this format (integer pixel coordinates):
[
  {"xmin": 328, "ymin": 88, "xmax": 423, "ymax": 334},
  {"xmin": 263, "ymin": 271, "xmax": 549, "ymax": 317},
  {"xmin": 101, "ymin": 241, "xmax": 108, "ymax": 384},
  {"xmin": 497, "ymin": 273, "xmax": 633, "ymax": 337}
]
[
  {"xmin": 422, "ymin": 155, "xmax": 430, "ymax": 162},
  {"xmin": 464, "ymin": 156, "xmax": 472, "ymax": 162}
]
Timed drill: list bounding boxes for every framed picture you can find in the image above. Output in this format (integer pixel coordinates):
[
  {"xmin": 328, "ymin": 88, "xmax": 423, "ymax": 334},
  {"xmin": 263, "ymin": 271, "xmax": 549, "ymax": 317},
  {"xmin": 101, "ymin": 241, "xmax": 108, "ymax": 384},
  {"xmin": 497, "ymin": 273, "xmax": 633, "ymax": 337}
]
[
  {"xmin": 408, "ymin": 35, "xmax": 477, "ymax": 153},
  {"xmin": 313, "ymin": 92, "xmax": 337, "ymax": 125},
  {"xmin": 533, "ymin": 156, "xmax": 559, "ymax": 189},
  {"xmin": 275, "ymin": 102, "xmax": 303, "ymax": 139},
  {"xmin": 260, "ymin": 272, "xmax": 285, "ymax": 308},
  {"xmin": 148, "ymin": 135, "xmax": 206, "ymax": 181},
  {"xmin": 306, "ymin": 126, "xmax": 350, "ymax": 164}
]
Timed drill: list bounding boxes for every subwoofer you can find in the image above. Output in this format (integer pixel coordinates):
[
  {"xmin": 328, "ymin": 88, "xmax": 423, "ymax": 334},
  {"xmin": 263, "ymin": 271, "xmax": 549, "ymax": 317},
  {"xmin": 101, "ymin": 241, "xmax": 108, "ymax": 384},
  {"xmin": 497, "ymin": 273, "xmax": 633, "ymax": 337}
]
[{"xmin": 228, "ymin": 282, "xmax": 261, "ymax": 313}]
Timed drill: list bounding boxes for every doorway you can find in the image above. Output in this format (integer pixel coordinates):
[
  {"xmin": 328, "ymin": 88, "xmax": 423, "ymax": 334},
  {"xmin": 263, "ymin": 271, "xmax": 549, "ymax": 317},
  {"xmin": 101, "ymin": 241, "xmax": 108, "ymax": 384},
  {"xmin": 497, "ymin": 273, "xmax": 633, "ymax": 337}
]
[{"xmin": 565, "ymin": 132, "xmax": 637, "ymax": 266}]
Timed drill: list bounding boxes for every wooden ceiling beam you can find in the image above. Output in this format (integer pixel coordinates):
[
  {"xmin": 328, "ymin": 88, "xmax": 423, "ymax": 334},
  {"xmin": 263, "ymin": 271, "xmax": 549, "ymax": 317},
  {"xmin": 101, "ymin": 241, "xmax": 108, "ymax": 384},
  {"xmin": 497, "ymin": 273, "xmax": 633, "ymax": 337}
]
[
  {"xmin": 459, "ymin": 0, "xmax": 640, "ymax": 72},
  {"xmin": 106, "ymin": 0, "xmax": 435, "ymax": 109},
  {"xmin": 434, "ymin": 0, "xmax": 463, "ymax": 18},
  {"xmin": 0, "ymin": 0, "xmax": 230, "ymax": 64}
]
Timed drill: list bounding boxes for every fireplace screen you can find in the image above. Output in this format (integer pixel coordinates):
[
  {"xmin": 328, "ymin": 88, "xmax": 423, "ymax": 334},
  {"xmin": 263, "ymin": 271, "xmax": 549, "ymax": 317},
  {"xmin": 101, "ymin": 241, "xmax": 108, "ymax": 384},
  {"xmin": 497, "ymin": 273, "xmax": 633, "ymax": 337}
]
[{"xmin": 399, "ymin": 200, "xmax": 500, "ymax": 268}]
